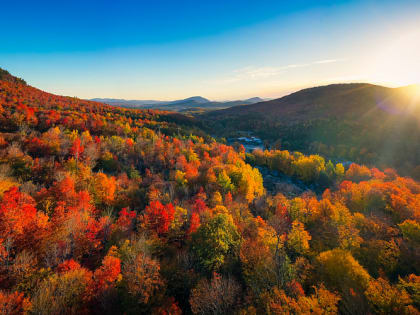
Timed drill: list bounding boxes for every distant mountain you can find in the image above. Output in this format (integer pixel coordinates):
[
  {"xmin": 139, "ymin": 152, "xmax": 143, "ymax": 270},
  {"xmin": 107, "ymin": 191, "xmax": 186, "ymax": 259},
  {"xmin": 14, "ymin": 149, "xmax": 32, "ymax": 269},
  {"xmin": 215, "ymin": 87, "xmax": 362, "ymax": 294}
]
[
  {"xmin": 205, "ymin": 83, "xmax": 420, "ymax": 121},
  {"xmin": 202, "ymin": 83, "xmax": 420, "ymax": 175},
  {"xmin": 244, "ymin": 97, "xmax": 264, "ymax": 103},
  {"xmin": 90, "ymin": 96, "xmax": 263, "ymax": 112},
  {"xmin": 169, "ymin": 96, "xmax": 210, "ymax": 105}
]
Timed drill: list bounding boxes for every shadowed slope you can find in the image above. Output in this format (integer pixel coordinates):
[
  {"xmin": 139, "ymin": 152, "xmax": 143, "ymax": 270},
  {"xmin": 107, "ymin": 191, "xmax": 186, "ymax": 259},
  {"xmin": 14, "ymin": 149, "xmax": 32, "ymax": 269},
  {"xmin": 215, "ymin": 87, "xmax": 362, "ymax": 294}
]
[{"xmin": 202, "ymin": 83, "xmax": 420, "ymax": 176}]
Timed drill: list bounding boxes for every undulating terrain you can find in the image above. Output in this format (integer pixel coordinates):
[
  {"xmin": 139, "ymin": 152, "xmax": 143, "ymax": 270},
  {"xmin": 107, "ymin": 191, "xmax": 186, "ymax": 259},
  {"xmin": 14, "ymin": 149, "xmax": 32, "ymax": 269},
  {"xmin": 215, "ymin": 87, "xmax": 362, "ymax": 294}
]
[
  {"xmin": 91, "ymin": 96, "xmax": 264, "ymax": 112},
  {"xmin": 0, "ymin": 68, "xmax": 419, "ymax": 314},
  {"xmin": 202, "ymin": 83, "xmax": 420, "ymax": 178}
]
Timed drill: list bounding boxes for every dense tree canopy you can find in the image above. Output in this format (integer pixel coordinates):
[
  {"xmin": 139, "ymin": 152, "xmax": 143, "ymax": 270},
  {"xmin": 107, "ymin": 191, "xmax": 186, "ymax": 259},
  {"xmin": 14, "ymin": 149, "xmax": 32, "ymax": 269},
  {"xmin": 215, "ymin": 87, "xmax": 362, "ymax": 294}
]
[{"xmin": 0, "ymin": 72, "xmax": 419, "ymax": 314}]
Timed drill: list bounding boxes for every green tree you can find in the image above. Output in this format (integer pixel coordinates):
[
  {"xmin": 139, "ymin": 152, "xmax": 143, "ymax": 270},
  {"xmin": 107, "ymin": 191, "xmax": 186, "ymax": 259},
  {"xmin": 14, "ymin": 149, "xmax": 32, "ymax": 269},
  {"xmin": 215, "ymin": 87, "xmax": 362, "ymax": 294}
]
[
  {"xmin": 399, "ymin": 220, "xmax": 420, "ymax": 245},
  {"xmin": 316, "ymin": 248, "xmax": 370, "ymax": 292},
  {"xmin": 287, "ymin": 220, "xmax": 311, "ymax": 255},
  {"xmin": 217, "ymin": 170, "xmax": 234, "ymax": 193},
  {"xmin": 190, "ymin": 213, "xmax": 240, "ymax": 273}
]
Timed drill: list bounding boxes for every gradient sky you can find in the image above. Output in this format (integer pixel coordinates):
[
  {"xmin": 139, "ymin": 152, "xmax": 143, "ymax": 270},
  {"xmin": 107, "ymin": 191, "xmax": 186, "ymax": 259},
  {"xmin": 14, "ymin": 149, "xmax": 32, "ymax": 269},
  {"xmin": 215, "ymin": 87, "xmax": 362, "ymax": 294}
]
[{"xmin": 1, "ymin": 0, "xmax": 419, "ymax": 100}]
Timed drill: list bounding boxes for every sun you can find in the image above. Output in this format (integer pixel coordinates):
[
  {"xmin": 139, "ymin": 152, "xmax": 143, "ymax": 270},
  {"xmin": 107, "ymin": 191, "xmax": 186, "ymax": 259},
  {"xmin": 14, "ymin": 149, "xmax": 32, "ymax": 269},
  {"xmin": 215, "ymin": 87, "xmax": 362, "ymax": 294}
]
[
  {"xmin": 404, "ymin": 84, "xmax": 420, "ymax": 99},
  {"xmin": 369, "ymin": 29, "xmax": 420, "ymax": 87}
]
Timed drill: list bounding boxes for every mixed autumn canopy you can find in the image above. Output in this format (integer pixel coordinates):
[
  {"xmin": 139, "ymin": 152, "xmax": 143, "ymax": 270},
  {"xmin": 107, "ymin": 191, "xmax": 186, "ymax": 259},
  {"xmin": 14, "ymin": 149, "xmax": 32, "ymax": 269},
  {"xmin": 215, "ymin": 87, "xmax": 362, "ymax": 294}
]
[{"xmin": 0, "ymin": 70, "xmax": 419, "ymax": 314}]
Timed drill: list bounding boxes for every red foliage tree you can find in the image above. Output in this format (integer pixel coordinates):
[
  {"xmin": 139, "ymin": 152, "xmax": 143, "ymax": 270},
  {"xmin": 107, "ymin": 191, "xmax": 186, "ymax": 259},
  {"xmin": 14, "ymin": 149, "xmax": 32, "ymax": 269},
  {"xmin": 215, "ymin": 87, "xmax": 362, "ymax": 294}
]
[
  {"xmin": 0, "ymin": 290, "xmax": 32, "ymax": 314},
  {"xmin": 115, "ymin": 208, "xmax": 136, "ymax": 232},
  {"xmin": 143, "ymin": 201, "xmax": 175, "ymax": 235},
  {"xmin": 188, "ymin": 212, "xmax": 201, "ymax": 235},
  {"xmin": 92, "ymin": 251, "xmax": 121, "ymax": 294},
  {"xmin": 70, "ymin": 138, "xmax": 84, "ymax": 160},
  {"xmin": 0, "ymin": 187, "xmax": 49, "ymax": 250}
]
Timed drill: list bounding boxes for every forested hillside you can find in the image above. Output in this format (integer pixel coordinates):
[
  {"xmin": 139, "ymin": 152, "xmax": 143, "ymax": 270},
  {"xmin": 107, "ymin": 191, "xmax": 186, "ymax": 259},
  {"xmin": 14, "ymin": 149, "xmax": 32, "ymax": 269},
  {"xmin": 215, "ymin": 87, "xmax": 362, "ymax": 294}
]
[
  {"xmin": 0, "ymin": 70, "xmax": 419, "ymax": 314},
  {"xmin": 202, "ymin": 83, "xmax": 420, "ymax": 178}
]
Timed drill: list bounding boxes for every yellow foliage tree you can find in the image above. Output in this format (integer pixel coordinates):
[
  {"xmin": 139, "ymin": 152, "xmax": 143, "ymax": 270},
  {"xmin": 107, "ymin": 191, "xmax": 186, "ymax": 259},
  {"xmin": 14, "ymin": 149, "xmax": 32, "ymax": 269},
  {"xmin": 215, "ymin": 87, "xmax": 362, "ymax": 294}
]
[{"xmin": 93, "ymin": 172, "xmax": 116, "ymax": 205}]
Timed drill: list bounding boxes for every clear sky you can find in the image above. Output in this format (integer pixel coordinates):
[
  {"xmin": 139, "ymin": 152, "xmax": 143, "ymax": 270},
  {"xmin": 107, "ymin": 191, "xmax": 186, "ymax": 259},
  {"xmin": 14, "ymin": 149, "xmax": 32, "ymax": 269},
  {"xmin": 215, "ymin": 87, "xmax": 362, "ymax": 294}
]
[{"xmin": 1, "ymin": 0, "xmax": 419, "ymax": 100}]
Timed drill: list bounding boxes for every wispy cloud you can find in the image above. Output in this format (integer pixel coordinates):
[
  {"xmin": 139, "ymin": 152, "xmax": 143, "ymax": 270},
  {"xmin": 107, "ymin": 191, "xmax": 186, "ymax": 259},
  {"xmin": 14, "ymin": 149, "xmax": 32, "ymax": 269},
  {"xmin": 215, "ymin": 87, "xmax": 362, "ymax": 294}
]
[
  {"xmin": 313, "ymin": 59, "xmax": 342, "ymax": 64},
  {"xmin": 233, "ymin": 66, "xmax": 285, "ymax": 78},
  {"xmin": 216, "ymin": 58, "xmax": 345, "ymax": 84}
]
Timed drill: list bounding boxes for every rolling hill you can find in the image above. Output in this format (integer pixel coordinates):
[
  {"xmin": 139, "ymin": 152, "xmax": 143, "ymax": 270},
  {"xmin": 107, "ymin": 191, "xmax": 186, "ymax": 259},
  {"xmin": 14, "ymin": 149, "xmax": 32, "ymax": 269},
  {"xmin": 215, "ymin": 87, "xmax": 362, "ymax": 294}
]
[
  {"xmin": 91, "ymin": 96, "xmax": 265, "ymax": 112},
  {"xmin": 202, "ymin": 83, "xmax": 420, "ymax": 176},
  {"xmin": 0, "ymin": 68, "xmax": 205, "ymax": 139},
  {"xmin": 205, "ymin": 83, "xmax": 420, "ymax": 122}
]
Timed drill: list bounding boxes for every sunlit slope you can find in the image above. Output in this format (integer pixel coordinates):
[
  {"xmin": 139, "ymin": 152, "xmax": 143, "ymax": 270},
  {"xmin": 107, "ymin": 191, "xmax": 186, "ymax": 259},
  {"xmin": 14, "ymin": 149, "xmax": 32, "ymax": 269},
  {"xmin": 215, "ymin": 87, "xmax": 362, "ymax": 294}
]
[
  {"xmin": 206, "ymin": 83, "xmax": 420, "ymax": 122},
  {"xmin": 203, "ymin": 83, "xmax": 420, "ymax": 176},
  {"xmin": 0, "ymin": 68, "xmax": 203, "ymax": 137}
]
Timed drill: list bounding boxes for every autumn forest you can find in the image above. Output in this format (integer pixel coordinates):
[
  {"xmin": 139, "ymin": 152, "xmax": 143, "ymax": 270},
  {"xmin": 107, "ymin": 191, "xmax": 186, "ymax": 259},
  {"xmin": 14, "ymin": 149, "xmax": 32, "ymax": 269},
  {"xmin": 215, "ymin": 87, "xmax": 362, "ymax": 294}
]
[{"xmin": 0, "ymin": 67, "xmax": 419, "ymax": 315}]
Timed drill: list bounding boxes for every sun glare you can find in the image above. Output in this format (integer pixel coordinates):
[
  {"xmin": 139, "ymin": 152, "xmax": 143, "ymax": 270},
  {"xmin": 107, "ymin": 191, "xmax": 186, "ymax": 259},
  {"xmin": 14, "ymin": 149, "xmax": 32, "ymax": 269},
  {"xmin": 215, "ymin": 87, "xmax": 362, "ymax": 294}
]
[
  {"xmin": 369, "ymin": 29, "xmax": 420, "ymax": 87},
  {"xmin": 406, "ymin": 84, "xmax": 420, "ymax": 100}
]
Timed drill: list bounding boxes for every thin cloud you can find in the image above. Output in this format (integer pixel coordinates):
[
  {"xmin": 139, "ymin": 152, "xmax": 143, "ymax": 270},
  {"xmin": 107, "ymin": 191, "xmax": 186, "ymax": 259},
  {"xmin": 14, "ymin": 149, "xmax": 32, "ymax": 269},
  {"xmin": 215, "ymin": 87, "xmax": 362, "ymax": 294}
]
[
  {"xmin": 313, "ymin": 59, "xmax": 341, "ymax": 64},
  {"xmin": 211, "ymin": 58, "xmax": 345, "ymax": 85},
  {"xmin": 233, "ymin": 66, "xmax": 284, "ymax": 78},
  {"xmin": 234, "ymin": 59, "xmax": 343, "ymax": 78}
]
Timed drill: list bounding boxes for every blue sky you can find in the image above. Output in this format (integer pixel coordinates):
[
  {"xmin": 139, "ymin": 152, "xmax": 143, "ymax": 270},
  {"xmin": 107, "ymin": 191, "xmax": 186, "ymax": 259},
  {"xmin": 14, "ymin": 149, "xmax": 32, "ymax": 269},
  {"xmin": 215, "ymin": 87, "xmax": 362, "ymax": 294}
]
[{"xmin": 1, "ymin": 0, "xmax": 419, "ymax": 100}]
